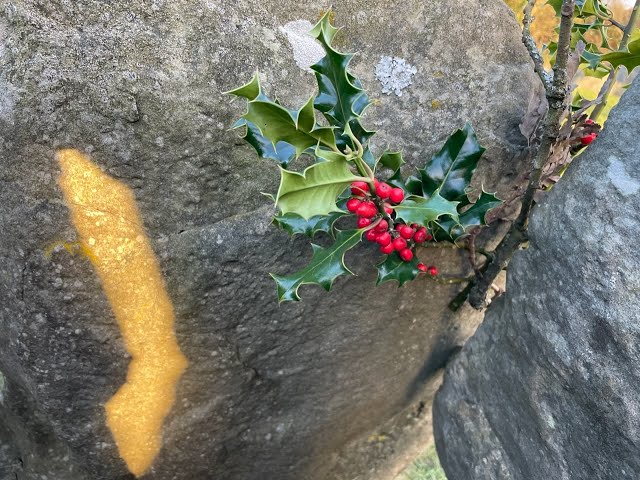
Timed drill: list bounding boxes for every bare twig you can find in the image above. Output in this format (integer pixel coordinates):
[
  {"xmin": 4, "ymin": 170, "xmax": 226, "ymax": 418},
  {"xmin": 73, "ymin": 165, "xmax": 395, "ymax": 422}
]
[
  {"xmin": 467, "ymin": 227, "xmax": 482, "ymax": 277},
  {"xmin": 607, "ymin": 17, "xmax": 626, "ymax": 31},
  {"xmin": 575, "ymin": 72, "xmax": 615, "ymax": 117},
  {"xmin": 523, "ymin": 0, "xmax": 551, "ymax": 90},
  {"xmin": 466, "ymin": 0, "xmax": 576, "ymax": 309},
  {"xmin": 594, "ymin": 9, "xmax": 625, "ymax": 31}
]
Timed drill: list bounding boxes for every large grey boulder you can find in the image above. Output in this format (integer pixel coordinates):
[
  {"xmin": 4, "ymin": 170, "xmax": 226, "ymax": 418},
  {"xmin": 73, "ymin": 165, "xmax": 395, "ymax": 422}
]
[
  {"xmin": 433, "ymin": 79, "xmax": 640, "ymax": 479},
  {"xmin": 0, "ymin": 0, "xmax": 537, "ymax": 478}
]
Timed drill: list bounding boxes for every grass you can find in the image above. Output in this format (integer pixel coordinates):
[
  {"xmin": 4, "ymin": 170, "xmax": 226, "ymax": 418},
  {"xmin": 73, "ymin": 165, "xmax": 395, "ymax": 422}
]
[{"xmin": 397, "ymin": 444, "xmax": 447, "ymax": 480}]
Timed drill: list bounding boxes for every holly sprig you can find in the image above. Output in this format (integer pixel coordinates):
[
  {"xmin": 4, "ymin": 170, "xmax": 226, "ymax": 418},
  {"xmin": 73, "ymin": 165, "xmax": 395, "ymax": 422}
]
[{"xmin": 227, "ymin": 10, "xmax": 502, "ymax": 302}]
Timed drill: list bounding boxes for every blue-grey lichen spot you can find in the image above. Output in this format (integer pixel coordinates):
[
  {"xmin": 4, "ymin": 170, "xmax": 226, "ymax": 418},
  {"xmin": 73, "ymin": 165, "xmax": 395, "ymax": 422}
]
[
  {"xmin": 375, "ymin": 56, "xmax": 417, "ymax": 96},
  {"xmin": 607, "ymin": 156, "xmax": 640, "ymax": 196},
  {"xmin": 279, "ymin": 20, "xmax": 324, "ymax": 72}
]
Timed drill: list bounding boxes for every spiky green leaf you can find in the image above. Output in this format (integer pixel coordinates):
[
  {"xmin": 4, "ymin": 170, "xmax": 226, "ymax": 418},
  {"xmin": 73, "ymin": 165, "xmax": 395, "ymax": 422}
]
[
  {"xmin": 273, "ymin": 209, "xmax": 346, "ymax": 238},
  {"xmin": 309, "ymin": 11, "xmax": 374, "ymax": 151},
  {"xmin": 433, "ymin": 191, "xmax": 502, "ymax": 241},
  {"xmin": 235, "ymin": 119, "xmax": 297, "ymax": 167},
  {"xmin": 581, "ymin": 49, "xmax": 602, "ymax": 70},
  {"xmin": 228, "ymin": 74, "xmax": 300, "ymax": 166},
  {"xmin": 376, "ymin": 252, "xmax": 422, "ymax": 287},
  {"xmin": 271, "ymin": 229, "xmax": 363, "ymax": 302},
  {"xmin": 275, "ymin": 152, "xmax": 359, "ymax": 219},
  {"xmin": 377, "ymin": 150, "xmax": 405, "ymax": 173},
  {"xmin": 393, "ymin": 193, "xmax": 459, "ymax": 226},
  {"xmin": 600, "ymin": 38, "xmax": 640, "ymax": 72},
  {"xmin": 419, "ymin": 123, "xmax": 485, "ymax": 205},
  {"xmin": 243, "ymin": 96, "xmax": 337, "ymax": 156}
]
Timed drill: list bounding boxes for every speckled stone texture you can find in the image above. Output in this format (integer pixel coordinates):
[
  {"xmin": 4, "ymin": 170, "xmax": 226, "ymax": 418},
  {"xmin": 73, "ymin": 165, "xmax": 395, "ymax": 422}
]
[
  {"xmin": 434, "ymin": 79, "xmax": 640, "ymax": 480},
  {"xmin": 0, "ymin": 0, "xmax": 538, "ymax": 479}
]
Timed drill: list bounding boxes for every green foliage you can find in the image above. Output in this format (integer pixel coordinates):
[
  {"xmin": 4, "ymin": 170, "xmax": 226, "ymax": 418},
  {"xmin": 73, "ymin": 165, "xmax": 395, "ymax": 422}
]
[
  {"xmin": 419, "ymin": 123, "xmax": 486, "ymax": 204},
  {"xmin": 393, "ymin": 194, "xmax": 459, "ymax": 227},
  {"xmin": 228, "ymin": 9, "xmax": 503, "ymax": 301},
  {"xmin": 600, "ymin": 38, "xmax": 640, "ymax": 72},
  {"xmin": 272, "ymin": 211, "xmax": 346, "ymax": 238},
  {"xmin": 275, "ymin": 149, "xmax": 360, "ymax": 219},
  {"xmin": 378, "ymin": 150, "xmax": 405, "ymax": 172},
  {"xmin": 434, "ymin": 191, "xmax": 502, "ymax": 242},
  {"xmin": 376, "ymin": 252, "xmax": 422, "ymax": 286},
  {"xmin": 545, "ymin": 0, "xmax": 639, "ymax": 82},
  {"xmin": 271, "ymin": 229, "xmax": 364, "ymax": 302},
  {"xmin": 397, "ymin": 445, "xmax": 446, "ymax": 480}
]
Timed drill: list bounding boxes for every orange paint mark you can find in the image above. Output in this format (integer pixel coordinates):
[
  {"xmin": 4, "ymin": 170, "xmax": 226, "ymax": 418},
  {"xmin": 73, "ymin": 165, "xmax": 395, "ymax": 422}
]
[{"xmin": 56, "ymin": 149, "xmax": 188, "ymax": 477}]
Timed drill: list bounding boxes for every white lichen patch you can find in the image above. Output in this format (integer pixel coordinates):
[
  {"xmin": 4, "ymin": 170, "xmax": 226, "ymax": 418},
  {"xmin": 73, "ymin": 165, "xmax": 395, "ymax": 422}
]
[
  {"xmin": 607, "ymin": 156, "xmax": 640, "ymax": 197},
  {"xmin": 375, "ymin": 56, "xmax": 417, "ymax": 96},
  {"xmin": 279, "ymin": 20, "xmax": 324, "ymax": 72}
]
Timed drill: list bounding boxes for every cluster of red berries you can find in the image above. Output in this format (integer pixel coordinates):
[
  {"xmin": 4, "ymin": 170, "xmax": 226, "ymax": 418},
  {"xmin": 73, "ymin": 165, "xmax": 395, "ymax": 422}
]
[
  {"xmin": 347, "ymin": 179, "xmax": 438, "ymax": 276},
  {"xmin": 580, "ymin": 119, "xmax": 598, "ymax": 145}
]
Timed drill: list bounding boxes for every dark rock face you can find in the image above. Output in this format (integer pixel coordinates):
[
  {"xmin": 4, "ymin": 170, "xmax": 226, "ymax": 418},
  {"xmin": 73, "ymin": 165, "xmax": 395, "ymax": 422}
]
[
  {"xmin": 433, "ymin": 80, "xmax": 640, "ymax": 480},
  {"xmin": 0, "ymin": 0, "xmax": 537, "ymax": 478}
]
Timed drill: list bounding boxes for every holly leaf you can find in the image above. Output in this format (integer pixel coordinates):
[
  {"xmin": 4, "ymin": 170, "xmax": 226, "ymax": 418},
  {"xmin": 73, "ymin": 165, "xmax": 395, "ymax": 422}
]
[
  {"xmin": 377, "ymin": 150, "xmax": 405, "ymax": 173},
  {"xmin": 228, "ymin": 74, "xmax": 299, "ymax": 166},
  {"xmin": 433, "ymin": 191, "xmax": 502, "ymax": 241},
  {"xmin": 419, "ymin": 123, "xmax": 485, "ymax": 205},
  {"xmin": 228, "ymin": 73, "xmax": 338, "ymax": 157},
  {"xmin": 271, "ymin": 229, "xmax": 363, "ymax": 302},
  {"xmin": 309, "ymin": 11, "xmax": 374, "ymax": 152},
  {"xmin": 600, "ymin": 38, "xmax": 640, "ymax": 72},
  {"xmin": 376, "ymin": 252, "xmax": 422, "ymax": 287},
  {"xmin": 273, "ymin": 210, "xmax": 346, "ymax": 238},
  {"xmin": 244, "ymin": 96, "xmax": 337, "ymax": 156},
  {"xmin": 233, "ymin": 119, "xmax": 297, "ymax": 167},
  {"xmin": 388, "ymin": 171, "xmax": 423, "ymax": 195},
  {"xmin": 393, "ymin": 193, "xmax": 459, "ymax": 226},
  {"xmin": 582, "ymin": 64, "xmax": 611, "ymax": 79},
  {"xmin": 275, "ymin": 149, "xmax": 359, "ymax": 219},
  {"xmin": 581, "ymin": 49, "xmax": 602, "ymax": 70}
]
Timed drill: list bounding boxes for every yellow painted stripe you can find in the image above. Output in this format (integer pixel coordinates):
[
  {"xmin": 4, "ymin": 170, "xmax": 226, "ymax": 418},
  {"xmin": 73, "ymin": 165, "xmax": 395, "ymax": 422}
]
[{"xmin": 57, "ymin": 149, "xmax": 188, "ymax": 477}]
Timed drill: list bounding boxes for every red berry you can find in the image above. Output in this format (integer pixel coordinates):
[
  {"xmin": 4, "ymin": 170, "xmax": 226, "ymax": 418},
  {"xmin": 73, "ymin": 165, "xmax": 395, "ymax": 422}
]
[
  {"xmin": 389, "ymin": 188, "xmax": 405, "ymax": 204},
  {"xmin": 417, "ymin": 263, "xmax": 427, "ymax": 273},
  {"xmin": 380, "ymin": 243, "xmax": 394, "ymax": 255},
  {"xmin": 356, "ymin": 202, "xmax": 376, "ymax": 218},
  {"xmin": 357, "ymin": 217, "xmax": 371, "ymax": 228},
  {"xmin": 413, "ymin": 227, "xmax": 428, "ymax": 243},
  {"xmin": 585, "ymin": 118, "xmax": 594, "ymax": 125},
  {"xmin": 427, "ymin": 265, "xmax": 438, "ymax": 276},
  {"xmin": 398, "ymin": 225, "xmax": 414, "ymax": 240},
  {"xmin": 392, "ymin": 237, "xmax": 407, "ymax": 251},
  {"xmin": 375, "ymin": 182, "xmax": 392, "ymax": 199},
  {"xmin": 375, "ymin": 220, "xmax": 389, "ymax": 232},
  {"xmin": 399, "ymin": 248, "xmax": 413, "ymax": 262},
  {"xmin": 581, "ymin": 133, "xmax": 596, "ymax": 145},
  {"xmin": 376, "ymin": 232, "xmax": 392, "ymax": 246},
  {"xmin": 351, "ymin": 181, "xmax": 369, "ymax": 196},
  {"xmin": 383, "ymin": 203, "xmax": 393, "ymax": 215},
  {"xmin": 346, "ymin": 198, "xmax": 361, "ymax": 213},
  {"xmin": 425, "ymin": 233, "xmax": 433, "ymax": 241},
  {"xmin": 365, "ymin": 230, "xmax": 379, "ymax": 242}
]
